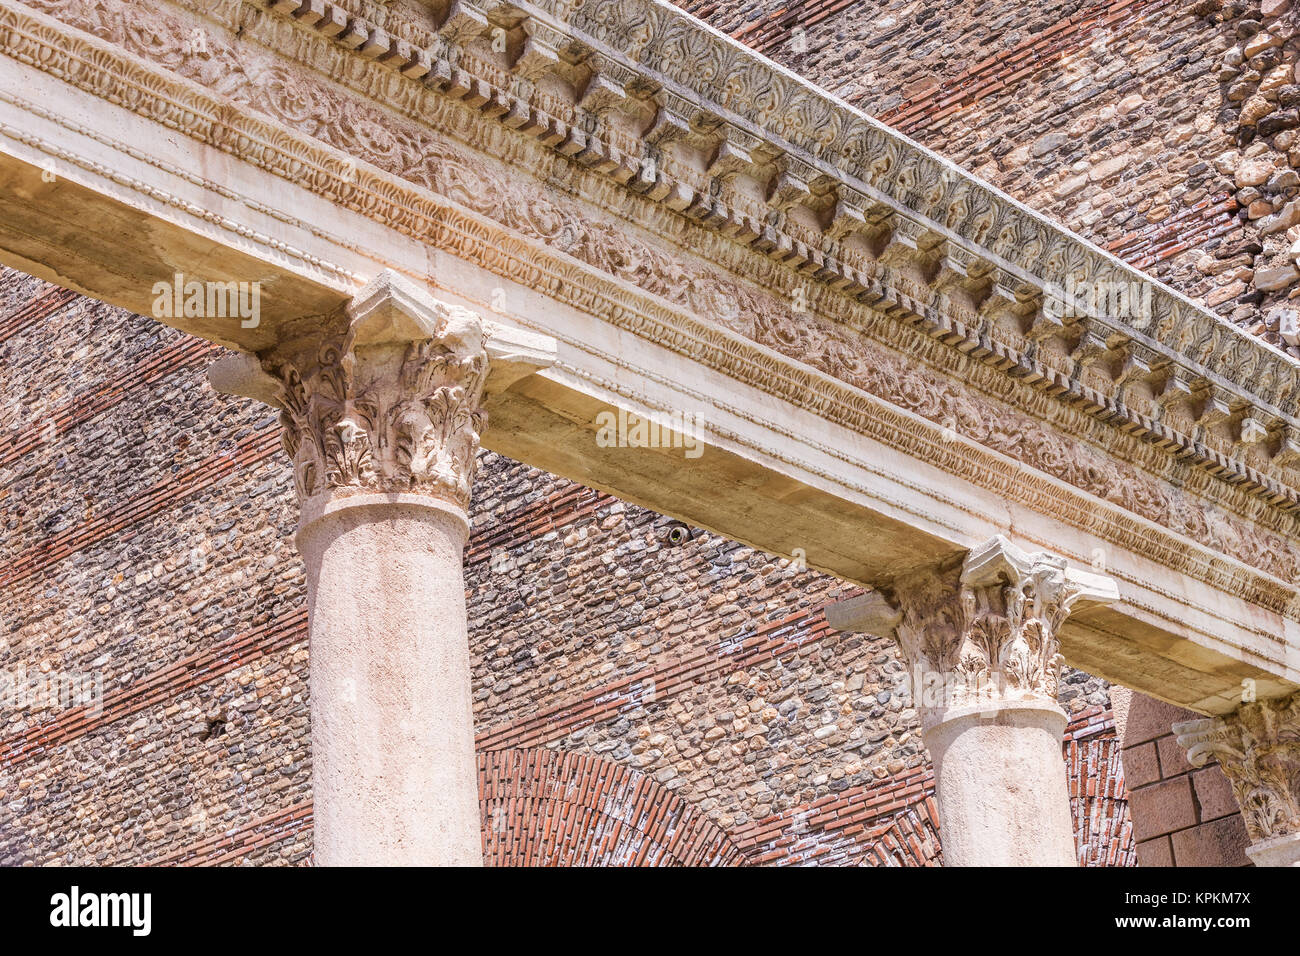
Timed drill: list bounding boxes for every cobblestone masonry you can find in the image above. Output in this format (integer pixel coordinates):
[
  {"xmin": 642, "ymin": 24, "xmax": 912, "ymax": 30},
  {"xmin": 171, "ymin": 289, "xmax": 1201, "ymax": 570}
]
[
  {"xmin": 28, "ymin": 0, "xmax": 1291, "ymax": 863},
  {"xmin": 0, "ymin": 268, "xmax": 1130, "ymax": 865},
  {"xmin": 682, "ymin": 0, "xmax": 1300, "ymax": 350}
]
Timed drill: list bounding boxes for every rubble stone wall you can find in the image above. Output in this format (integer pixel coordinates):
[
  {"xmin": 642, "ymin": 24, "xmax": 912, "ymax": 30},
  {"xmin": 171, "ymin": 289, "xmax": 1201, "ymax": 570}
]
[
  {"xmin": 0, "ymin": 269, "xmax": 1130, "ymax": 865},
  {"xmin": 16, "ymin": 0, "xmax": 1282, "ymax": 864}
]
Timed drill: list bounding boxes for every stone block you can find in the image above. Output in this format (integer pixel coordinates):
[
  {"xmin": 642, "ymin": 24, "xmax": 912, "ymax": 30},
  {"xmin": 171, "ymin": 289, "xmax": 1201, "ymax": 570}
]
[
  {"xmin": 1135, "ymin": 835, "xmax": 1174, "ymax": 867},
  {"xmin": 1129, "ymin": 776, "xmax": 1198, "ymax": 841},
  {"xmin": 1121, "ymin": 741, "xmax": 1161, "ymax": 789},
  {"xmin": 1157, "ymin": 733, "xmax": 1194, "ymax": 777},
  {"xmin": 1191, "ymin": 766, "xmax": 1240, "ymax": 822},
  {"xmin": 1170, "ymin": 815, "xmax": 1252, "ymax": 867},
  {"xmin": 1122, "ymin": 694, "xmax": 1198, "ymax": 746},
  {"xmin": 1253, "ymin": 263, "xmax": 1299, "ymax": 288}
]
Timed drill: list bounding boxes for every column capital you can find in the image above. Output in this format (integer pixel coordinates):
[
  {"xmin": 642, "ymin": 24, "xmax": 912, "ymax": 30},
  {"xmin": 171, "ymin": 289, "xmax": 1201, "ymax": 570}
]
[
  {"xmin": 269, "ymin": 272, "xmax": 490, "ymax": 517},
  {"xmin": 209, "ymin": 271, "xmax": 557, "ymax": 523},
  {"xmin": 1174, "ymin": 690, "xmax": 1300, "ymax": 864},
  {"xmin": 203, "ymin": 270, "xmax": 557, "ymax": 865},
  {"xmin": 828, "ymin": 535, "xmax": 1117, "ymax": 726},
  {"xmin": 829, "ymin": 535, "xmax": 1115, "ymax": 865}
]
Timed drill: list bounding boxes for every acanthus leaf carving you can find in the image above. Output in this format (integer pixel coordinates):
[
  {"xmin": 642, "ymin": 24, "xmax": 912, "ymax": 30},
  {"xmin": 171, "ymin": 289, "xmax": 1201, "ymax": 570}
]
[
  {"xmin": 266, "ymin": 272, "xmax": 489, "ymax": 511},
  {"xmin": 1174, "ymin": 691, "xmax": 1300, "ymax": 845},
  {"xmin": 833, "ymin": 536, "xmax": 1118, "ymax": 728}
]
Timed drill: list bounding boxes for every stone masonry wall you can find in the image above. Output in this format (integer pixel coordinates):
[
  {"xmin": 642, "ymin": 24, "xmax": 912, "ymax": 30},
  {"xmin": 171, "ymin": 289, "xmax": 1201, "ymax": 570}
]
[
  {"xmin": 0, "ymin": 269, "xmax": 1131, "ymax": 865},
  {"xmin": 1119, "ymin": 691, "xmax": 1252, "ymax": 866},
  {"xmin": 13, "ymin": 0, "xmax": 1276, "ymax": 865}
]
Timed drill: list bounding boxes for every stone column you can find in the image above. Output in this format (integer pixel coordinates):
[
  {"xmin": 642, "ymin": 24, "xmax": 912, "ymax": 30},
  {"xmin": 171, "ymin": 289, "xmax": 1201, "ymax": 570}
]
[
  {"xmin": 1174, "ymin": 690, "xmax": 1300, "ymax": 867},
  {"xmin": 827, "ymin": 535, "xmax": 1118, "ymax": 866},
  {"xmin": 210, "ymin": 271, "xmax": 554, "ymax": 866}
]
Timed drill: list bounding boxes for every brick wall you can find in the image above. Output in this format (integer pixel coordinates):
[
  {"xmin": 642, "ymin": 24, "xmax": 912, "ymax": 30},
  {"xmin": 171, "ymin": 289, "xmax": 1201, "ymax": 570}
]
[
  {"xmin": 1116, "ymin": 690, "xmax": 1252, "ymax": 866},
  {"xmin": 0, "ymin": 268, "xmax": 1132, "ymax": 865},
  {"xmin": 681, "ymin": 0, "xmax": 1300, "ymax": 351},
  {"xmin": 12, "ymin": 0, "xmax": 1274, "ymax": 865}
]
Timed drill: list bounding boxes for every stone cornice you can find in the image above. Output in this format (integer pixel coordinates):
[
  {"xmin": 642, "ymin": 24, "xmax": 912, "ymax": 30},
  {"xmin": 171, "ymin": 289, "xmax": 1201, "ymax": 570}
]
[
  {"xmin": 224, "ymin": 0, "xmax": 1300, "ymax": 511},
  {"xmin": 535, "ymin": 0, "xmax": 1300, "ymax": 411},
  {"xmin": 8, "ymin": 0, "xmax": 1300, "ymax": 617}
]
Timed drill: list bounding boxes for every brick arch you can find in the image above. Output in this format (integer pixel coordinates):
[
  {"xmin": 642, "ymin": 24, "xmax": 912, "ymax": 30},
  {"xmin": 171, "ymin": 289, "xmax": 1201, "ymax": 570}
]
[
  {"xmin": 479, "ymin": 749, "xmax": 745, "ymax": 866},
  {"xmin": 861, "ymin": 803, "xmax": 942, "ymax": 867}
]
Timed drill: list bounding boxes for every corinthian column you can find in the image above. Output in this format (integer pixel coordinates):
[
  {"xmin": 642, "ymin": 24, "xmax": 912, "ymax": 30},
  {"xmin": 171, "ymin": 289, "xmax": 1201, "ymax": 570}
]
[
  {"xmin": 827, "ymin": 535, "xmax": 1117, "ymax": 866},
  {"xmin": 1174, "ymin": 691, "xmax": 1300, "ymax": 866},
  {"xmin": 210, "ymin": 271, "xmax": 553, "ymax": 866}
]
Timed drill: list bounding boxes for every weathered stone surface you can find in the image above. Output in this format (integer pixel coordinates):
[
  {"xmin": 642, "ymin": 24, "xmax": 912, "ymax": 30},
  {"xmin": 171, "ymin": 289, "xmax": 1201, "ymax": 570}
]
[
  {"xmin": 1260, "ymin": 197, "xmax": 1300, "ymax": 233},
  {"xmin": 1238, "ymin": 158, "xmax": 1275, "ymax": 187},
  {"xmin": 1123, "ymin": 741, "xmax": 1162, "ymax": 789},
  {"xmin": 1135, "ymin": 835, "xmax": 1174, "ymax": 867},
  {"xmin": 1128, "ymin": 776, "xmax": 1199, "ymax": 842},
  {"xmin": 1279, "ymin": 84, "xmax": 1300, "ymax": 108},
  {"xmin": 1191, "ymin": 767, "xmax": 1241, "ymax": 821},
  {"xmin": 1089, "ymin": 154, "xmax": 1130, "ymax": 182},
  {"xmin": 1266, "ymin": 168, "xmax": 1299, "ymax": 189},
  {"xmin": 8, "ymin": 0, "xmax": 1300, "ymax": 872},
  {"xmin": 1244, "ymin": 32, "xmax": 1280, "ymax": 60},
  {"xmin": 1156, "ymin": 733, "xmax": 1195, "ymax": 777},
  {"xmin": 1249, "ymin": 198, "xmax": 1276, "ymax": 218},
  {"xmin": 1252, "ymin": 263, "xmax": 1299, "ymax": 289},
  {"xmin": 1260, "ymin": 109, "xmax": 1300, "ymax": 135},
  {"xmin": 1169, "ymin": 815, "xmax": 1253, "ymax": 867},
  {"xmin": 1032, "ymin": 131, "xmax": 1070, "ymax": 156},
  {"xmin": 1122, "ymin": 696, "xmax": 1199, "ymax": 748},
  {"xmin": 1241, "ymin": 94, "xmax": 1275, "ymax": 125}
]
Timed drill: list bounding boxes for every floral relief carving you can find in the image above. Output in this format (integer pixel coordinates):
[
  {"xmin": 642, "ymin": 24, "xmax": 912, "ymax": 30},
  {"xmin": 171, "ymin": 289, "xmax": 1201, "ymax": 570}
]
[
  {"xmin": 268, "ymin": 300, "xmax": 489, "ymax": 510},
  {"xmin": 11, "ymin": 0, "xmax": 1300, "ymax": 584},
  {"xmin": 844, "ymin": 536, "xmax": 1117, "ymax": 726},
  {"xmin": 1175, "ymin": 691, "xmax": 1300, "ymax": 844},
  {"xmin": 894, "ymin": 541, "xmax": 1118, "ymax": 723}
]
